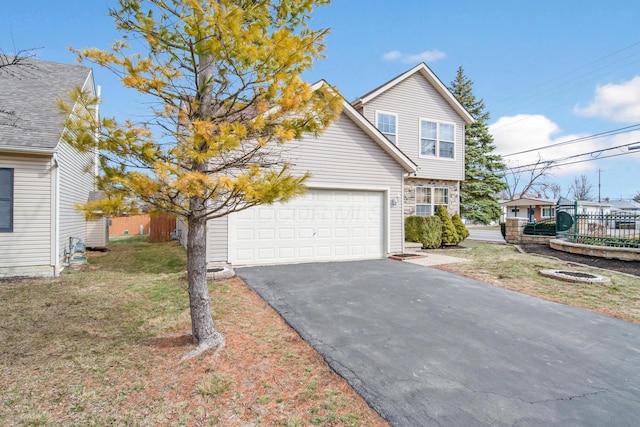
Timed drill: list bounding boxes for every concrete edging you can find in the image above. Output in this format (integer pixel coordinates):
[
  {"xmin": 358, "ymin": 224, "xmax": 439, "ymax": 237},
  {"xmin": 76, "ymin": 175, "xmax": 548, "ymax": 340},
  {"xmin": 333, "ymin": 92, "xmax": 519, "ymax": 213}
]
[{"xmin": 550, "ymin": 239, "xmax": 640, "ymax": 262}]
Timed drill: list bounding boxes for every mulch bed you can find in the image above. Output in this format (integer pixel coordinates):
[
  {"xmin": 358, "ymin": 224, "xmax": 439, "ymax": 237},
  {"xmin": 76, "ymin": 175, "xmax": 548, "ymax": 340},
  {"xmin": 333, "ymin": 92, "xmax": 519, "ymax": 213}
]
[{"xmin": 518, "ymin": 244, "xmax": 640, "ymax": 277}]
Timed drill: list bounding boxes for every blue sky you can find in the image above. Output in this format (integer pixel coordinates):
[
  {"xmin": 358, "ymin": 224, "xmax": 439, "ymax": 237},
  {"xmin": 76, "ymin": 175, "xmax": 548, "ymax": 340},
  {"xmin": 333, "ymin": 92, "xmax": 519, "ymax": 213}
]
[{"xmin": 3, "ymin": 0, "xmax": 640, "ymax": 199}]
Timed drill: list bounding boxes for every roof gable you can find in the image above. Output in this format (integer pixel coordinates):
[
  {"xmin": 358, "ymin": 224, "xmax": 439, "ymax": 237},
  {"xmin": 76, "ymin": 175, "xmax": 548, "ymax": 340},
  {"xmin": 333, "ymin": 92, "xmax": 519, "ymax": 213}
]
[
  {"xmin": 0, "ymin": 57, "xmax": 94, "ymax": 153},
  {"xmin": 312, "ymin": 80, "xmax": 416, "ymax": 173},
  {"xmin": 352, "ymin": 63, "xmax": 474, "ymax": 125}
]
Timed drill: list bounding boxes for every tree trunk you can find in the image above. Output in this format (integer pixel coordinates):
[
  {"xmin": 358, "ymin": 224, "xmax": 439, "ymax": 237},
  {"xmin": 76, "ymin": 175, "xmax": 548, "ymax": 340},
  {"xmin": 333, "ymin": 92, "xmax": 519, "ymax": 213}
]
[
  {"xmin": 179, "ymin": 51, "xmax": 225, "ymax": 361},
  {"xmin": 182, "ymin": 200, "xmax": 225, "ymax": 360}
]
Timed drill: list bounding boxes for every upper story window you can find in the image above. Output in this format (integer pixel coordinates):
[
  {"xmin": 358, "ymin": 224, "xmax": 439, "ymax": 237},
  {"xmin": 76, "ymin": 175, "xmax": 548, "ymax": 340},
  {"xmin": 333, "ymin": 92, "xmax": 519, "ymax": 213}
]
[
  {"xmin": 0, "ymin": 168, "xmax": 14, "ymax": 232},
  {"xmin": 376, "ymin": 111, "xmax": 397, "ymax": 144},
  {"xmin": 420, "ymin": 120, "xmax": 455, "ymax": 159}
]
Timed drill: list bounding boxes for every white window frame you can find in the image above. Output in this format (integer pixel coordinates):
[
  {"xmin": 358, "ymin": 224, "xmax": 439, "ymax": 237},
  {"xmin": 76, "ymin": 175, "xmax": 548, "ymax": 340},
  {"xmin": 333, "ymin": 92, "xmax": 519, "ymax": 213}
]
[
  {"xmin": 419, "ymin": 119, "xmax": 456, "ymax": 160},
  {"xmin": 376, "ymin": 111, "xmax": 398, "ymax": 144},
  {"xmin": 541, "ymin": 207, "xmax": 555, "ymax": 218},
  {"xmin": 415, "ymin": 186, "xmax": 432, "ymax": 216},
  {"xmin": 414, "ymin": 186, "xmax": 449, "ymax": 216}
]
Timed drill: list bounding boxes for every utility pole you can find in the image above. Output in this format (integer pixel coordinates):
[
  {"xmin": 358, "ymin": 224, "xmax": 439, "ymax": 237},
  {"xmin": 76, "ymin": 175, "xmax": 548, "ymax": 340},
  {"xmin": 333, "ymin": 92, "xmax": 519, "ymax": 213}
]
[{"xmin": 598, "ymin": 169, "xmax": 601, "ymax": 204}]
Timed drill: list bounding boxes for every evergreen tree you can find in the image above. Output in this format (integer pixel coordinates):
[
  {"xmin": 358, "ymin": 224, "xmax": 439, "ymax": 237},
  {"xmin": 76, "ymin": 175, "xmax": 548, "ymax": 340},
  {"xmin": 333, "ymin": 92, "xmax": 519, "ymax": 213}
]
[
  {"xmin": 451, "ymin": 213, "xmax": 469, "ymax": 242},
  {"xmin": 60, "ymin": 0, "xmax": 337, "ymax": 360},
  {"xmin": 449, "ymin": 67, "xmax": 507, "ymax": 224},
  {"xmin": 435, "ymin": 205, "xmax": 459, "ymax": 245}
]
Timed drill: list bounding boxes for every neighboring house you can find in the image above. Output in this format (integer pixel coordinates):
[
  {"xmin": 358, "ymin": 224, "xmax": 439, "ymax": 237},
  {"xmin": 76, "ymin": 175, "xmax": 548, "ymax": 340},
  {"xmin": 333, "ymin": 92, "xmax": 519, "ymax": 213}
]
[
  {"xmin": 575, "ymin": 200, "xmax": 612, "ymax": 215},
  {"xmin": 0, "ymin": 58, "xmax": 97, "ymax": 277},
  {"xmin": 178, "ymin": 80, "xmax": 417, "ymax": 267},
  {"xmin": 352, "ymin": 63, "xmax": 474, "ymax": 218},
  {"xmin": 608, "ymin": 199, "xmax": 640, "ymax": 213},
  {"xmin": 500, "ymin": 196, "xmax": 557, "ymax": 222}
]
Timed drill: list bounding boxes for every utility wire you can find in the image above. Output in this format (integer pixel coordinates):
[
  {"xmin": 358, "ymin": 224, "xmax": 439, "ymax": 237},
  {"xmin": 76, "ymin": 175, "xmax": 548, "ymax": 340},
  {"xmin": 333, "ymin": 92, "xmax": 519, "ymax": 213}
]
[
  {"xmin": 507, "ymin": 142, "xmax": 640, "ymax": 173},
  {"xmin": 501, "ymin": 123, "xmax": 640, "ymax": 157},
  {"xmin": 495, "ymin": 40, "xmax": 640, "ymax": 106}
]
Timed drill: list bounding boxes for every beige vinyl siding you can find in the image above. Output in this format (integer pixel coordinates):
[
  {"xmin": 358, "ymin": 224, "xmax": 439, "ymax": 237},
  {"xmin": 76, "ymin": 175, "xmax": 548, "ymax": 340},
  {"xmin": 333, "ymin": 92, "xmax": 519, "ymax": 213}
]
[
  {"xmin": 177, "ymin": 214, "xmax": 229, "ymax": 264},
  {"xmin": 283, "ymin": 113, "xmax": 406, "ymax": 254},
  {"xmin": 0, "ymin": 153, "xmax": 53, "ymax": 274},
  {"xmin": 206, "ymin": 112, "xmax": 407, "ymax": 261},
  {"xmin": 56, "ymin": 139, "xmax": 95, "ymax": 266},
  {"xmin": 362, "ymin": 73, "xmax": 465, "ymax": 182},
  {"xmin": 207, "ymin": 216, "xmax": 228, "ymax": 262}
]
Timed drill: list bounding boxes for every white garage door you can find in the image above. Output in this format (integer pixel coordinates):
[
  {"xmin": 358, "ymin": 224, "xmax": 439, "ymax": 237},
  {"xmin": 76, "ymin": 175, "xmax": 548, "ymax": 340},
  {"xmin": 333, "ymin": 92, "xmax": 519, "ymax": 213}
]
[{"xmin": 229, "ymin": 189, "xmax": 385, "ymax": 266}]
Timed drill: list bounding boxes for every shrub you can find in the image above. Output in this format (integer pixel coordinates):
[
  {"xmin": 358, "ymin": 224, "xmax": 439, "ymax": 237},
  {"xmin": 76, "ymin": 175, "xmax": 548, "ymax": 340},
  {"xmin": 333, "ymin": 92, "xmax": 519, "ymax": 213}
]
[
  {"xmin": 435, "ymin": 206, "xmax": 459, "ymax": 245},
  {"xmin": 422, "ymin": 216, "xmax": 443, "ymax": 249},
  {"xmin": 499, "ymin": 222, "xmax": 506, "ymax": 239},
  {"xmin": 452, "ymin": 214, "xmax": 469, "ymax": 242},
  {"xmin": 405, "ymin": 216, "xmax": 425, "ymax": 243},
  {"xmin": 404, "ymin": 215, "xmax": 442, "ymax": 249}
]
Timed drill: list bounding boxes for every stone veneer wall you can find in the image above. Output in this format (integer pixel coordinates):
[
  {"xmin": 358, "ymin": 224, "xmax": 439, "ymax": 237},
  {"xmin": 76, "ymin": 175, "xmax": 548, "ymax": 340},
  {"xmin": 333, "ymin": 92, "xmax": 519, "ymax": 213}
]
[{"xmin": 403, "ymin": 178, "xmax": 460, "ymax": 217}]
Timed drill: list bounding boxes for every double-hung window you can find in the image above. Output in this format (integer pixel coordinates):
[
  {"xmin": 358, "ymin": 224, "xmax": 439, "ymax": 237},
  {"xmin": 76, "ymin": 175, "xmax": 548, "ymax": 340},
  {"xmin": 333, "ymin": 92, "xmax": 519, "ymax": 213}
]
[
  {"xmin": 0, "ymin": 168, "xmax": 14, "ymax": 232},
  {"xmin": 433, "ymin": 188, "xmax": 449, "ymax": 210},
  {"xmin": 420, "ymin": 120, "xmax": 455, "ymax": 159},
  {"xmin": 415, "ymin": 186, "xmax": 449, "ymax": 216},
  {"xmin": 415, "ymin": 187, "xmax": 432, "ymax": 216},
  {"xmin": 376, "ymin": 111, "xmax": 397, "ymax": 144}
]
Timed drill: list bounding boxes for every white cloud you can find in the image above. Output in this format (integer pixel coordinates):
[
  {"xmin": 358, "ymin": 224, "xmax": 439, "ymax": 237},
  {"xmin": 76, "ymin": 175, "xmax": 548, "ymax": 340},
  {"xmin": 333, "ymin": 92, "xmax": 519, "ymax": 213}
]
[
  {"xmin": 382, "ymin": 49, "xmax": 445, "ymax": 64},
  {"xmin": 489, "ymin": 114, "xmax": 600, "ymax": 177},
  {"xmin": 573, "ymin": 75, "xmax": 640, "ymax": 122}
]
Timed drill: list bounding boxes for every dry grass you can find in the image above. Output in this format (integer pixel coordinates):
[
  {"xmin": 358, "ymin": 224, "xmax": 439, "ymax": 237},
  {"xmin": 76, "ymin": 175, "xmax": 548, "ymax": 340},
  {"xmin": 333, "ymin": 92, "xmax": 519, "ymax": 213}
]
[
  {"xmin": 429, "ymin": 241, "xmax": 640, "ymax": 324},
  {"xmin": 0, "ymin": 237, "xmax": 386, "ymax": 426}
]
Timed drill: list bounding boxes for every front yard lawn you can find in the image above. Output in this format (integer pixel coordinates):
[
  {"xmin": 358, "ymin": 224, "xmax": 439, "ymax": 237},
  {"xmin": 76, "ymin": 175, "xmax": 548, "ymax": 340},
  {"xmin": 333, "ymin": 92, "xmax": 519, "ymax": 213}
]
[
  {"xmin": 430, "ymin": 241, "xmax": 640, "ymax": 324},
  {"xmin": 0, "ymin": 236, "xmax": 386, "ymax": 426}
]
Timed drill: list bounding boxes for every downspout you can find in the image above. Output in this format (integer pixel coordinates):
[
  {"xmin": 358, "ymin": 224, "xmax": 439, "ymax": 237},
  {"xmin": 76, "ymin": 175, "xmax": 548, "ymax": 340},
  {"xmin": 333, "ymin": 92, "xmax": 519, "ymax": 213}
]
[
  {"xmin": 401, "ymin": 172, "xmax": 406, "ymax": 253},
  {"xmin": 51, "ymin": 153, "xmax": 60, "ymax": 275},
  {"xmin": 94, "ymin": 85, "xmax": 101, "ymax": 182}
]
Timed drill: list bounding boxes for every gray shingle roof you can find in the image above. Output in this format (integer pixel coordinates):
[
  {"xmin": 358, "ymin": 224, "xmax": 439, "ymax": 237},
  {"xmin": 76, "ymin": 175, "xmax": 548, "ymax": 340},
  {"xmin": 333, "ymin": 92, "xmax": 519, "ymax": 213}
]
[{"xmin": 0, "ymin": 57, "xmax": 93, "ymax": 152}]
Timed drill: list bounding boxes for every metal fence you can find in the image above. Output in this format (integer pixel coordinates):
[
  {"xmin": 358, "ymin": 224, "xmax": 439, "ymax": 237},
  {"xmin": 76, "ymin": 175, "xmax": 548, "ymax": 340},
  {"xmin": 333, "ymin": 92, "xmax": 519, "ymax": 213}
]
[
  {"xmin": 522, "ymin": 200, "xmax": 640, "ymax": 248},
  {"xmin": 570, "ymin": 211, "xmax": 640, "ymax": 248}
]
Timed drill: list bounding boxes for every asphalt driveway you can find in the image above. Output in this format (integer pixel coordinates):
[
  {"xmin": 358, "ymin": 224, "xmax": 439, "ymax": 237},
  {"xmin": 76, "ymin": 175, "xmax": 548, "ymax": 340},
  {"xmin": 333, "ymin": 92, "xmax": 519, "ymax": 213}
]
[{"xmin": 237, "ymin": 259, "xmax": 640, "ymax": 427}]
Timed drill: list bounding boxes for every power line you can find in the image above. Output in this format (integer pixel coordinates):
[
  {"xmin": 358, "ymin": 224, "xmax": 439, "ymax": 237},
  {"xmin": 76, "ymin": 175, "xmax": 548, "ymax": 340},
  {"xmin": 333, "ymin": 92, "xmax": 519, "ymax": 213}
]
[
  {"xmin": 507, "ymin": 142, "xmax": 640, "ymax": 173},
  {"xmin": 501, "ymin": 123, "xmax": 640, "ymax": 157},
  {"xmin": 495, "ymin": 40, "xmax": 640, "ymax": 106}
]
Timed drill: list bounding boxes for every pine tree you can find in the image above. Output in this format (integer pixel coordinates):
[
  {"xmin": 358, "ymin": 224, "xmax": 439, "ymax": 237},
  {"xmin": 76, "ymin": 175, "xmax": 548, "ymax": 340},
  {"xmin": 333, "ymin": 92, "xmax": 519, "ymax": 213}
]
[
  {"xmin": 451, "ymin": 213, "xmax": 469, "ymax": 242},
  {"xmin": 449, "ymin": 67, "xmax": 507, "ymax": 224},
  {"xmin": 60, "ymin": 0, "xmax": 337, "ymax": 360},
  {"xmin": 436, "ymin": 205, "xmax": 459, "ymax": 245}
]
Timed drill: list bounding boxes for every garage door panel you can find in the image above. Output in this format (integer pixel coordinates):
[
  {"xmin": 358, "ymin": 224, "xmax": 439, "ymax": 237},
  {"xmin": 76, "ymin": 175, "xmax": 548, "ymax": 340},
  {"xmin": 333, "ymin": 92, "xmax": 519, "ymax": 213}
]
[{"xmin": 229, "ymin": 189, "xmax": 384, "ymax": 265}]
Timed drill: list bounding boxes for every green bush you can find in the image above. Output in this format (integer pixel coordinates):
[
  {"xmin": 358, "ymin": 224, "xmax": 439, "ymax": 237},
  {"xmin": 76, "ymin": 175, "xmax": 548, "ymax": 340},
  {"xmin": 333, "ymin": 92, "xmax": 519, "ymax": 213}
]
[
  {"xmin": 499, "ymin": 222, "xmax": 506, "ymax": 239},
  {"xmin": 452, "ymin": 214, "xmax": 469, "ymax": 242},
  {"xmin": 436, "ymin": 206, "xmax": 459, "ymax": 245},
  {"xmin": 405, "ymin": 216, "xmax": 425, "ymax": 243},
  {"xmin": 404, "ymin": 215, "xmax": 442, "ymax": 249},
  {"xmin": 422, "ymin": 216, "xmax": 443, "ymax": 249}
]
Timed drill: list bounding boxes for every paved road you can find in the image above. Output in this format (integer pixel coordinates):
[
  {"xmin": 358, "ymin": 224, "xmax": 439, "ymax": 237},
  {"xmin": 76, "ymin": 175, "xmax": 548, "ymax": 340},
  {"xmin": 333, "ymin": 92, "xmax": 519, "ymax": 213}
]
[
  {"xmin": 238, "ymin": 259, "xmax": 640, "ymax": 427},
  {"xmin": 467, "ymin": 226, "xmax": 505, "ymax": 243}
]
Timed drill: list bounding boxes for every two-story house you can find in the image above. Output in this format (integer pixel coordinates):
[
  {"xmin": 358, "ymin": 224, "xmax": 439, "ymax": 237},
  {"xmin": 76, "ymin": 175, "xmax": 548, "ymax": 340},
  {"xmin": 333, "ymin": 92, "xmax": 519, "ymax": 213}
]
[
  {"xmin": 352, "ymin": 63, "xmax": 474, "ymax": 218},
  {"xmin": 183, "ymin": 64, "xmax": 473, "ymax": 268}
]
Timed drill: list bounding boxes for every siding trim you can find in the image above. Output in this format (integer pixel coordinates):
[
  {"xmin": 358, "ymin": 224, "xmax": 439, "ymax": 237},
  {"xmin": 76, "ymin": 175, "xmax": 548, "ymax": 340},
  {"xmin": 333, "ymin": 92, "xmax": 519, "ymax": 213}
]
[{"xmin": 51, "ymin": 154, "xmax": 59, "ymax": 271}]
